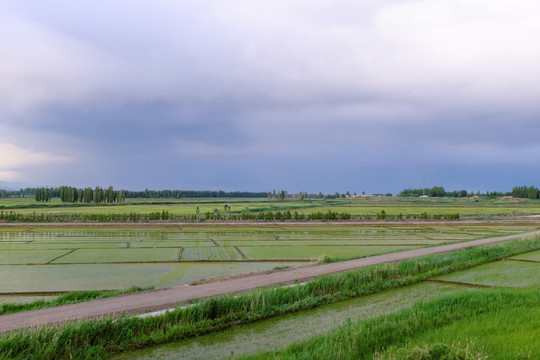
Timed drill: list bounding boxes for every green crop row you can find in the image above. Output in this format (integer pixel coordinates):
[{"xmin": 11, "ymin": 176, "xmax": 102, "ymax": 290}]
[
  {"xmin": 1, "ymin": 236, "xmax": 539, "ymax": 359},
  {"xmin": 0, "ymin": 209, "xmax": 462, "ymax": 223}
]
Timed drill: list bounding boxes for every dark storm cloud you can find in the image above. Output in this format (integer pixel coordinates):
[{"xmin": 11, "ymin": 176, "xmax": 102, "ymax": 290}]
[
  {"xmin": 29, "ymin": 100, "xmax": 248, "ymax": 148},
  {"xmin": 1, "ymin": 0, "xmax": 540, "ymax": 191}
]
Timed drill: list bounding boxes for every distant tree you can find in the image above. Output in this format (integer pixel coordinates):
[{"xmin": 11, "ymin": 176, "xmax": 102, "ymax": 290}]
[
  {"xmin": 106, "ymin": 186, "xmax": 115, "ymax": 203},
  {"xmin": 94, "ymin": 187, "xmax": 104, "ymax": 203},
  {"xmin": 117, "ymin": 190, "xmax": 125, "ymax": 203},
  {"xmin": 35, "ymin": 188, "xmax": 42, "ymax": 202}
]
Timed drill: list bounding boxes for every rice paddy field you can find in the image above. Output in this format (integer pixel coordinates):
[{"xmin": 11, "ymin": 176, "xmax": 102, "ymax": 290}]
[
  {"xmin": 114, "ymin": 248, "xmax": 540, "ymax": 360},
  {"xmin": 0, "ymin": 224, "xmax": 537, "ymax": 303}
]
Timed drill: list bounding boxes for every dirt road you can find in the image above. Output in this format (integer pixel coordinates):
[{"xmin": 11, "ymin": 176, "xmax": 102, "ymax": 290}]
[{"xmin": 1, "ymin": 229, "xmax": 539, "ymax": 333}]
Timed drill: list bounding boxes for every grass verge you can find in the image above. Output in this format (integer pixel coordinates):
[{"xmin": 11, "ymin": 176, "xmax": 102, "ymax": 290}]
[
  {"xmin": 246, "ymin": 287, "xmax": 540, "ymax": 359},
  {"xmin": 1, "ymin": 236, "xmax": 539, "ymax": 360}
]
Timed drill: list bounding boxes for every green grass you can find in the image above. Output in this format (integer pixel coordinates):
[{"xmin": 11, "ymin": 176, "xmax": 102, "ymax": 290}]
[
  {"xmin": 245, "ymin": 287, "xmax": 540, "ymax": 360},
  {"xmin": 2, "ymin": 196, "xmax": 540, "ymax": 220},
  {"xmin": 375, "ymin": 305, "xmax": 540, "ymax": 360},
  {"xmin": 1, "ymin": 236, "xmax": 539, "ymax": 360}
]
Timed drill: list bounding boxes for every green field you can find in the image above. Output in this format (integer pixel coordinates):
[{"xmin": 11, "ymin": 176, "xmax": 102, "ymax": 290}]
[
  {"xmin": 3, "ymin": 196, "xmax": 540, "ymax": 219},
  {"xmin": 0, "ymin": 224, "xmax": 536, "ymax": 299}
]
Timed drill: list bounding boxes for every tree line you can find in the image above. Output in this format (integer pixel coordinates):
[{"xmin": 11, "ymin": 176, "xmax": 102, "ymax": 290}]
[
  {"xmin": 511, "ymin": 185, "xmax": 540, "ymax": 199},
  {"xmin": 34, "ymin": 188, "xmax": 51, "ymax": 202},
  {"xmin": 399, "ymin": 187, "xmax": 468, "ymax": 197},
  {"xmin": 5, "ymin": 185, "xmax": 540, "ymax": 201},
  {"xmin": 123, "ymin": 189, "xmax": 269, "ymax": 198},
  {"xmin": 0, "ymin": 188, "xmax": 36, "ymax": 198},
  {"xmin": 399, "ymin": 185, "xmax": 540, "ymax": 199},
  {"xmin": 58, "ymin": 186, "xmax": 126, "ymax": 203}
]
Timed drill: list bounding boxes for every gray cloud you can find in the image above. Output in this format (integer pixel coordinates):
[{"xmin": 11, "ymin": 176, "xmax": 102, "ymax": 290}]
[{"xmin": 1, "ymin": 0, "xmax": 540, "ymax": 192}]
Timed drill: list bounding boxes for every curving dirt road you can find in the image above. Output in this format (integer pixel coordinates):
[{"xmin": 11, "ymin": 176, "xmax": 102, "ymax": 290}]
[{"xmin": 1, "ymin": 229, "xmax": 539, "ymax": 333}]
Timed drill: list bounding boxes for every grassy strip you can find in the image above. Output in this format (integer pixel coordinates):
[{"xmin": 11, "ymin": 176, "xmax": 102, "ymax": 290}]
[
  {"xmin": 0, "ymin": 288, "xmax": 152, "ymax": 316},
  {"xmin": 375, "ymin": 306, "xmax": 540, "ymax": 359},
  {"xmin": 246, "ymin": 287, "xmax": 540, "ymax": 359},
  {"xmin": 1, "ymin": 236, "xmax": 539, "ymax": 360}
]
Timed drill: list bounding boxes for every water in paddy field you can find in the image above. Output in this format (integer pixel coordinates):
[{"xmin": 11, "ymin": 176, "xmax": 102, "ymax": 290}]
[
  {"xmin": 112, "ymin": 282, "xmax": 479, "ymax": 360},
  {"xmin": 0, "ymin": 226, "xmax": 535, "ymax": 294}
]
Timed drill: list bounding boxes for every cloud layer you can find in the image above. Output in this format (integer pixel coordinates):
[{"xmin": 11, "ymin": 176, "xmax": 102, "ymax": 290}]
[{"xmin": 1, "ymin": 0, "xmax": 539, "ymax": 192}]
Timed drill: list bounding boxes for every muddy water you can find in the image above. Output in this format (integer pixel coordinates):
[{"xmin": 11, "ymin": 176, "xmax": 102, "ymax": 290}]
[{"xmin": 113, "ymin": 282, "xmax": 478, "ymax": 360}]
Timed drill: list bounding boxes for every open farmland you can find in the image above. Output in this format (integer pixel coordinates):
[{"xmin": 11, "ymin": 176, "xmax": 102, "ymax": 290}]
[
  {"xmin": 2, "ymin": 234, "xmax": 539, "ymax": 359},
  {"xmin": 113, "ymin": 248, "xmax": 540, "ymax": 360},
  {"xmin": 0, "ymin": 224, "xmax": 537, "ymax": 302},
  {"xmin": 3, "ymin": 196, "xmax": 540, "ymax": 221}
]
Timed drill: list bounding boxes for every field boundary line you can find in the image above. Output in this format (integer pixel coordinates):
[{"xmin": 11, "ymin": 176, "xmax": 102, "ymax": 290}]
[
  {"xmin": 46, "ymin": 249, "xmax": 78, "ymax": 264},
  {"xmin": 506, "ymin": 258, "xmax": 540, "ymax": 264},
  {"xmin": 427, "ymin": 279, "xmax": 494, "ymax": 288},
  {"xmin": 234, "ymin": 246, "xmax": 248, "ymax": 260},
  {"xmin": 177, "ymin": 247, "xmax": 184, "ymax": 261}
]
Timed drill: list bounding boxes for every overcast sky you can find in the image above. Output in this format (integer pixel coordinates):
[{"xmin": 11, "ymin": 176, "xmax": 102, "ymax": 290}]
[{"xmin": 1, "ymin": 0, "xmax": 539, "ymax": 194}]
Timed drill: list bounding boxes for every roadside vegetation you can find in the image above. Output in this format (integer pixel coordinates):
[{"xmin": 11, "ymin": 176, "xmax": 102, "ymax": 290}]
[
  {"xmin": 0, "ymin": 287, "xmax": 151, "ymax": 317},
  {"xmin": 1, "ymin": 236, "xmax": 539, "ymax": 360}
]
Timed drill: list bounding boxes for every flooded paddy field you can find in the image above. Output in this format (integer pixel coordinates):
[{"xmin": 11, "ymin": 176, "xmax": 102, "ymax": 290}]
[{"xmin": 0, "ymin": 224, "xmax": 536, "ymax": 302}]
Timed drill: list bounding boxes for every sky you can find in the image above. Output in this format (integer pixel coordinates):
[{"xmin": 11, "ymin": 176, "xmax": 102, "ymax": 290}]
[{"xmin": 1, "ymin": 0, "xmax": 540, "ymax": 194}]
